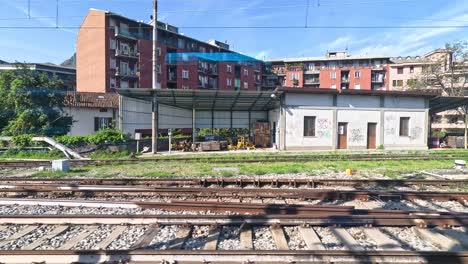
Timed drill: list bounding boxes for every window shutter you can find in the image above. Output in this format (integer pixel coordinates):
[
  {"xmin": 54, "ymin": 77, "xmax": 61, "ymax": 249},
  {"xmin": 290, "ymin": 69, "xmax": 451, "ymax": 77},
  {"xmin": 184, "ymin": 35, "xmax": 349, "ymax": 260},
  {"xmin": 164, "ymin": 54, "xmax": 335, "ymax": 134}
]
[{"xmin": 94, "ymin": 117, "xmax": 99, "ymax": 132}]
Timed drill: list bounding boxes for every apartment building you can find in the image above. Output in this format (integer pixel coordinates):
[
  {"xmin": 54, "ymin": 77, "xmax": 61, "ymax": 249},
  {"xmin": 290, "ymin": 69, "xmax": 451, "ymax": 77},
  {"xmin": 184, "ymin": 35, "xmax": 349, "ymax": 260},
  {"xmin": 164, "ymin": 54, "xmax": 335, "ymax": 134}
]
[
  {"xmin": 76, "ymin": 9, "xmax": 262, "ymax": 93},
  {"xmin": 266, "ymin": 51, "xmax": 391, "ymax": 91},
  {"xmin": 0, "ymin": 62, "xmax": 76, "ymax": 90}
]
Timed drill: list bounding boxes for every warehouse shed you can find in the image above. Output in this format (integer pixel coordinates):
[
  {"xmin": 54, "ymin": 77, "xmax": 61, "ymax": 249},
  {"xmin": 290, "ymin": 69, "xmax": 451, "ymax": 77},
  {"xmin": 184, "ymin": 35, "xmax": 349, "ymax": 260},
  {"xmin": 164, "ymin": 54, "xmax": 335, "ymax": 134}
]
[{"xmin": 118, "ymin": 88, "xmax": 467, "ymax": 151}]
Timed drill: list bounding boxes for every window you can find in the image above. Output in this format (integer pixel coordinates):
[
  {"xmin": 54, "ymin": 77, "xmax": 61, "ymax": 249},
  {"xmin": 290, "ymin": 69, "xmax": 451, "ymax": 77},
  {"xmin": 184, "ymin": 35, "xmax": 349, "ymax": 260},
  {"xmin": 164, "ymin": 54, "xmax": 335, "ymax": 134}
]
[
  {"xmin": 354, "ymin": 71, "xmax": 360, "ymax": 78},
  {"xmin": 110, "ymin": 58, "xmax": 117, "ymax": 69},
  {"xmin": 199, "ymin": 46, "xmax": 206, "ymax": 53},
  {"xmin": 182, "ymin": 70, "xmax": 189, "ymax": 79},
  {"xmin": 397, "ymin": 67, "xmax": 403, "ymax": 74},
  {"xmin": 244, "ymin": 81, "xmax": 248, "ymax": 89},
  {"xmin": 157, "ymin": 47, "xmax": 161, "ymax": 56},
  {"xmin": 303, "ymin": 116, "xmax": 316, "ymax": 137},
  {"xmin": 94, "ymin": 117, "xmax": 113, "ymax": 132},
  {"xmin": 330, "ymin": 72, "xmax": 336, "ymax": 79},
  {"xmin": 331, "ymin": 84, "xmax": 337, "ymax": 89},
  {"xmin": 227, "ymin": 65, "xmax": 232, "ymax": 73},
  {"xmin": 290, "ymin": 73, "xmax": 299, "ymax": 80},
  {"xmin": 156, "ymin": 64, "xmax": 161, "ymax": 74},
  {"xmin": 227, "ymin": 78, "xmax": 232, "ymax": 86},
  {"xmin": 177, "ymin": 38, "xmax": 185, "ymax": 49},
  {"xmin": 244, "ymin": 69, "xmax": 248, "ymax": 76},
  {"xmin": 393, "ymin": 80, "xmax": 403, "ymax": 87},
  {"xmin": 399, "ymin": 117, "xmax": 410, "ymax": 136},
  {"xmin": 110, "ymin": 78, "xmax": 116, "ymax": 88},
  {"xmin": 182, "ymin": 85, "xmax": 189, "ymax": 90},
  {"xmin": 110, "ymin": 39, "xmax": 116, "ymax": 50},
  {"xmin": 410, "ymin": 66, "xmax": 414, "ymax": 73},
  {"xmin": 354, "ymin": 84, "xmax": 361, "ymax": 90}
]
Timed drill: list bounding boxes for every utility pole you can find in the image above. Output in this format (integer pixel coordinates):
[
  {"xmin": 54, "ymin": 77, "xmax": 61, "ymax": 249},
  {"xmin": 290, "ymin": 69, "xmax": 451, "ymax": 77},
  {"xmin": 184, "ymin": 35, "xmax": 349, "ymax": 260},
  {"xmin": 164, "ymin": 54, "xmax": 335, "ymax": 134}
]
[{"xmin": 151, "ymin": 0, "xmax": 159, "ymax": 154}]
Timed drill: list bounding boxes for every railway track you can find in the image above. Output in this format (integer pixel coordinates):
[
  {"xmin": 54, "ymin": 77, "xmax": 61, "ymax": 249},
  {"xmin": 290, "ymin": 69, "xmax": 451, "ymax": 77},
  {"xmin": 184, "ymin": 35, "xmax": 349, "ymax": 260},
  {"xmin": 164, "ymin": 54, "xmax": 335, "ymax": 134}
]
[
  {"xmin": 1, "ymin": 184, "xmax": 466, "ymax": 202},
  {"xmin": 2, "ymin": 177, "xmax": 468, "ymax": 189},
  {"xmin": 0, "ymin": 152, "xmax": 467, "ymax": 169},
  {"xmin": 0, "ymin": 214, "xmax": 465, "ymax": 263}
]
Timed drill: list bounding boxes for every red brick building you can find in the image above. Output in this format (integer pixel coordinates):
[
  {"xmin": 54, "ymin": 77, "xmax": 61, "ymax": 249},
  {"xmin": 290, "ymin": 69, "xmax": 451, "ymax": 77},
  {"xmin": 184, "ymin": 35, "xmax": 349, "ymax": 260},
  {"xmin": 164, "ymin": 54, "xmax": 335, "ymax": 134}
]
[
  {"xmin": 267, "ymin": 51, "xmax": 390, "ymax": 90},
  {"xmin": 77, "ymin": 9, "xmax": 263, "ymax": 93}
]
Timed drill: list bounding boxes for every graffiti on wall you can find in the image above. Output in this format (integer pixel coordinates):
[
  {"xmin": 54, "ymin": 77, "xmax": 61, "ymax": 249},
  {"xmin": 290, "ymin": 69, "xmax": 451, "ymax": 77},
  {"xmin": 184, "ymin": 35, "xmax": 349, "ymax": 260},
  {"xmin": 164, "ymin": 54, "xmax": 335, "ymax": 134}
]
[
  {"xmin": 410, "ymin": 127, "xmax": 423, "ymax": 140},
  {"xmin": 349, "ymin": 128, "xmax": 364, "ymax": 143},
  {"xmin": 316, "ymin": 118, "xmax": 332, "ymax": 139}
]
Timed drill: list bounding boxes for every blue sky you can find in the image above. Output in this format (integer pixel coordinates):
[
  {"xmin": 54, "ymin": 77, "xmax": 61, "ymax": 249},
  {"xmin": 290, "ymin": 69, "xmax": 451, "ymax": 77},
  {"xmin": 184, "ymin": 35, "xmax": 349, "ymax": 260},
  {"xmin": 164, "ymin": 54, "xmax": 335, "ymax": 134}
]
[{"xmin": 0, "ymin": 0, "xmax": 467, "ymax": 64}]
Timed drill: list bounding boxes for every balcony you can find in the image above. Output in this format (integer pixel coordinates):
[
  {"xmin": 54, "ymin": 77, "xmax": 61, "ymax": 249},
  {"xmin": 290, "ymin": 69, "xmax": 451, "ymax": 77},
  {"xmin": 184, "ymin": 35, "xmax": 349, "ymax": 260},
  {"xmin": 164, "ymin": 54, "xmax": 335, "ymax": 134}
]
[
  {"xmin": 304, "ymin": 78, "xmax": 320, "ymax": 85},
  {"xmin": 114, "ymin": 27, "xmax": 138, "ymax": 41},
  {"xmin": 273, "ymin": 68, "xmax": 286, "ymax": 75},
  {"xmin": 168, "ymin": 72, "xmax": 177, "ymax": 82},
  {"xmin": 115, "ymin": 49, "xmax": 138, "ymax": 59},
  {"xmin": 341, "ymin": 77, "xmax": 350, "ymax": 83},
  {"xmin": 371, "ymin": 76, "xmax": 385, "ymax": 83},
  {"xmin": 115, "ymin": 67, "xmax": 138, "ymax": 78},
  {"xmin": 209, "ymin": 67, "xmax": 218, "ymax": 75}
]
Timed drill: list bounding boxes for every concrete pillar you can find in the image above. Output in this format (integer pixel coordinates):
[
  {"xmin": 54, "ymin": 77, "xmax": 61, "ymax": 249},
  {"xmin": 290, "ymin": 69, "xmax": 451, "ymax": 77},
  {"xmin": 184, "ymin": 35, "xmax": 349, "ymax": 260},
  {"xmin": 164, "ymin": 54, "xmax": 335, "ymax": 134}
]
[
  {"xmin": 332, "ymin": 108, "xmax": 338, "ymax": 149},
  {"xmin": 379, "ymin": 96, "xmax": 385, "ymax": 148}
]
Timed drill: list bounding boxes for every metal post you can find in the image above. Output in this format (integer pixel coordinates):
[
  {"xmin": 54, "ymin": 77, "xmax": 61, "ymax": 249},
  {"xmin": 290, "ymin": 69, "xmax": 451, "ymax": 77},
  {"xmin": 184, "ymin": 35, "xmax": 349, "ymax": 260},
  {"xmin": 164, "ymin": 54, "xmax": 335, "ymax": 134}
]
[
  {"xmin": 168, "ymin": 128, "xmax": 172, "ymax": 155},
  {"xmin": 151, "ymin": 94, "xmax": 158, "ymax": 154},
  {"xmin": 192, "ymin": 108, "xmax": 196, "ymax": 144},
  {"xmin": 151, "ymin": 0, "xmax": 158, "ymax": 154},
  {"xmin": 248, "ymin": 111, "xmax": 251, "ymax": 137}
]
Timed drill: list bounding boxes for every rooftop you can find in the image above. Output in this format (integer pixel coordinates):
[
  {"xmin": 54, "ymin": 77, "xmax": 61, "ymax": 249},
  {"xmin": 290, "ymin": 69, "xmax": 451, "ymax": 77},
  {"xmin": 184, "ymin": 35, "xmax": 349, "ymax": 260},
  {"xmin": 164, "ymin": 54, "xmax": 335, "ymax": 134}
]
[
  {"xmin": 63, "ymin": 92, "xmax": 118, "ymax": 109},
  {"xmin": 267, "ymin": 54, "xmax": 390, "ymax": 63}
]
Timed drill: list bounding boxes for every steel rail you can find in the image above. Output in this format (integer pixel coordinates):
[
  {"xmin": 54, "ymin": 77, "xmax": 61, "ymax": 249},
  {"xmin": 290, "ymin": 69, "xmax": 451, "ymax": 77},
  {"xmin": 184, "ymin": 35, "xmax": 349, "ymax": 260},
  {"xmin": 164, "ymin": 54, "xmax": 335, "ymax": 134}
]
[
  {"xmin": 1, "ymin": 185, "xmax": 466, "ymax": 202},
  {"xmin": 2, "ymin": 178, "xmax": 467, "ymax": 189},
  {"xmin": 0, "ymin": 214, "xmax": 465, "ymax": 227},
  {"xmin": 0, "ymin": 198, "xmax": 463, "ymax": 217},
  {"xmin": 0, "ymin": 250, "xmax": 467, "ymax": 264}
]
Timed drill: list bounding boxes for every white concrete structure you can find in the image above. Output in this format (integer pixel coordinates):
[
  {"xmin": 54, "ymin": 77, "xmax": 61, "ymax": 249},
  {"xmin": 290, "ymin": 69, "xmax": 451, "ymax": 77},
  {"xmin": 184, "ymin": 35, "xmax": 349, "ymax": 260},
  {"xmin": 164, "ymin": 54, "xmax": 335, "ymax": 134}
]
[
  {"xmin": 118, "ymin": 88, "xmax": 464, "ymax": 151},
  {"xmin": 63, "ymin": 92, "xmax": 118, "ymax": 136},
  {"xmin": 272, "ymin": 89, "xmax": 430, "ymax": 150}
]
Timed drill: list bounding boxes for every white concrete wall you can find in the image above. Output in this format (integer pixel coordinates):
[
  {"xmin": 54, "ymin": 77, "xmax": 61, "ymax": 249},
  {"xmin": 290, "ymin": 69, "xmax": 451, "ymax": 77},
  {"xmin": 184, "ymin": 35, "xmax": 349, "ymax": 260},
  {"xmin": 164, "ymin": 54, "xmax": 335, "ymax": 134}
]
[
  {"xmin": 268, "ymin": 109, "xmax": 280, "ymax": 148},
  {"xmin": 65, "ymin": 107, "xmax": 115, "ymax": 136},
  {"xmin": 384, "ymin": 96, "xmax": 426, "ymax": 109},
  {"xmin": 337, "ymin": 110, "xmax": 380, "ymax": 149},
  {"xmin": 285, "ymin": 93, "xmax": 334, "ymax": 106},
  {"xmin": 284, "ymin": 107, "xmax": 334, "ymax": 150},
  {"xmin": 383, "ymin": 111, "xmax": 427, "ymax": 149},
  {"xmin": 337, "ymin": 95, "xmax": 380, "ymax": 108}
]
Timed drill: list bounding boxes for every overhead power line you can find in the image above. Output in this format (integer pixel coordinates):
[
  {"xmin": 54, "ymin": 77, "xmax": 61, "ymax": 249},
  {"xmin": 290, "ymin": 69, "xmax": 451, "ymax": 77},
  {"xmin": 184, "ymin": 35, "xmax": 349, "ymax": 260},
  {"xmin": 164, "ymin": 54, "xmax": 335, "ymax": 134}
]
[{"xmin": 0, "ymin": 25, "xmax": 466, "ymax": 29}]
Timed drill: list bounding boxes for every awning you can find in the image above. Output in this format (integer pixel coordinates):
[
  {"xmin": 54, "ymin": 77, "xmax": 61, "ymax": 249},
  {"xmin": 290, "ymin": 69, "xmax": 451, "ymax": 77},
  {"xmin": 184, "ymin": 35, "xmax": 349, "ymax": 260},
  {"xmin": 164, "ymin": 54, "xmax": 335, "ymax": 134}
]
[
  {"xmin": 429, "ymin": 96, "xmax": 468, "ymax": 114},
  {"xmin": 117, "ymin": 88, "xmax": 281, "ymax": 111}
]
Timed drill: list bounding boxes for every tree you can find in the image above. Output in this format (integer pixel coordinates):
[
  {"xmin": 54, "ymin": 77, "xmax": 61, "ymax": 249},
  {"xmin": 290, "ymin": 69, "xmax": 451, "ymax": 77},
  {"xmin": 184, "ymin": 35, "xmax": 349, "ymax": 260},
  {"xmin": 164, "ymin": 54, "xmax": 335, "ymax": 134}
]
[
  {"xmin": 411, "ymin": 41, "xmax": 468, "ymax": 148},
  {"xmin": 0, "ymin": 65, "xmax": 73, "ymax": 136}
]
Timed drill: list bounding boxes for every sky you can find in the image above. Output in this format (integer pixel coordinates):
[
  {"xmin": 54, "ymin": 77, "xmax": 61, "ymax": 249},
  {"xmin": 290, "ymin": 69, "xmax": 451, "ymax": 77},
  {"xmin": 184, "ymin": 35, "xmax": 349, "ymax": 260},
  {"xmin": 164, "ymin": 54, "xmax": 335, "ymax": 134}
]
[{"xmin": 0, "ymin": 0, "xmax": 467, "ymax": 65}]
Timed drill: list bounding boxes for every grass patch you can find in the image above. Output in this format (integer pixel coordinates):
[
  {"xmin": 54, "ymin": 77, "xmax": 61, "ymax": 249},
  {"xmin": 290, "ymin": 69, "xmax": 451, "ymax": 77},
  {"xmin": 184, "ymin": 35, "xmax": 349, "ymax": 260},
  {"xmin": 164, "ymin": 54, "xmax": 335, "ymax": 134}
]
[
  {"xmin": 0, "ymin": 149, "xmax": 65, "ymax": 160},
  {"xmin": 89, "ymin": 150, "xmax": 132, "ymax": 160},
  {"xmin": 30, "ymin": 158, "xmax": 462, "ymax": 179}
]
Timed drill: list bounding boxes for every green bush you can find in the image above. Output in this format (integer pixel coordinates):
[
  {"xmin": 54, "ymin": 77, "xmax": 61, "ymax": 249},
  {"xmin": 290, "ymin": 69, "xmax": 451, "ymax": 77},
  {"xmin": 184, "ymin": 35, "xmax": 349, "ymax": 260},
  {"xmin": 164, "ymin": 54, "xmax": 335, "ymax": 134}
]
[
  {"xmin": 55, "ymin": 135, "xmax": 88, "ymax": 147},
  {"xmin": 11, "ymin": 134, "xmax": 34, "ymax": 148},
  {"xmin": 87, "ymin": 128, "xmax": 127, "ymax": 145},
  {"xmin": 54, "ymin": 128, "xmax": 128, "ymax": 147}
]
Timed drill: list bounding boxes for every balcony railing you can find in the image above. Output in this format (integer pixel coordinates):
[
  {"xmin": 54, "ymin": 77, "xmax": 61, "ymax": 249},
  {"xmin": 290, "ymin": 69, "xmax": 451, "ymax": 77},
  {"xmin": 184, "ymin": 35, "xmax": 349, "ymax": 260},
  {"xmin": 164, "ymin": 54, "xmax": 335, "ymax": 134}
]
[
  {"xmin": 115, "ymin": 67, "xmax": 138, "ymax": 78},
  {"xmin": 114, "ymin": 27, "xmax": 138, "ymax": 40},
  {"xmin": 115, "ymin": 49, "xmax": 138, "ymax": 59},
  {"xmin": 341, "ymin": 77, "xmax": 350, "ymax": 82},
  {"xmin": 304, "ymin": 78, "xmax": 319, "ymax": 84},
  {"xmin": 371, "ymin": 76, "xmax": 384, "ymax": 82}
]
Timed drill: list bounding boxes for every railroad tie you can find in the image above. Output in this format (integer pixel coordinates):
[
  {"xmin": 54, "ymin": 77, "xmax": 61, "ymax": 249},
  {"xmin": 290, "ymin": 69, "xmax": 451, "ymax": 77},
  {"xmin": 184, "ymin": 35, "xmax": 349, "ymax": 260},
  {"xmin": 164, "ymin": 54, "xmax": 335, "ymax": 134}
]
[
  {"xmin": 329, "ymin": 228, "xmax": 364, "ymax": 250},
  {"xmin": 0, "ymin": 225, "xmax": 38, "ymax": 247},
  {"xmin": 239, "ymin": 226, "xmax": 253, "ymax": 250},
  {"xmin": 58, "ymin": 226, "xmax": 98, "ymax": 250},
  {"xmin": 95, "ymin": 225, "xmax": 127, "ymax": 250},
  {"xmin": 414, "ymin": 228, "xmax": 464, "ymax": 251},
  {"xmin": 298, "ymin": 227, "xmax": 325, "ymax": 250},
  {"xmin": 436, "ymin": 228, "xmax": 468, "ymax": 249},
  {"xmin": 203, "ymin": 226, "xmax": 221, "ymax": 250},
  {"xmin": 132, "ymin": 225, "xmax": 160, "ymax": 249},
  {"xmin": 23, "ymin": 225, "xmax": 69, "ymax": 250},
  {"xmin": 167, "ymin": 226, "xmax": 192, "ymax": 250},
  {"xmin": 362, "ymin": 228, "xmax": 403, "ymax": 251},
  {"xmin": 270, "ymin": 225, "xmax": 289, "ymax": 250}
]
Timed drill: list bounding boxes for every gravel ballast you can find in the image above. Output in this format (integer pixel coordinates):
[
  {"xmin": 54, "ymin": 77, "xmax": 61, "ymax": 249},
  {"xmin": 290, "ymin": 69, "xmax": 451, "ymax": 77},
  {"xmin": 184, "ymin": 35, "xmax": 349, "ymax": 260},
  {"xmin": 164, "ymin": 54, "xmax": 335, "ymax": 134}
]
[{"xmin": 253, "ymin": 227, "xmax": 277, "ymax": 250}]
